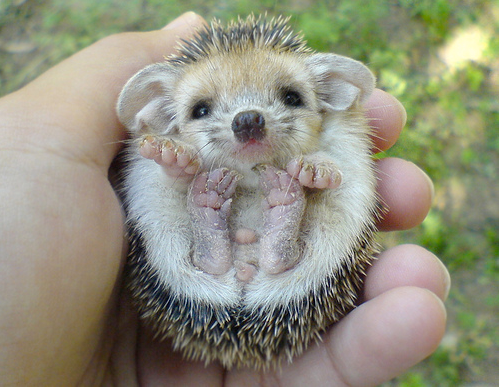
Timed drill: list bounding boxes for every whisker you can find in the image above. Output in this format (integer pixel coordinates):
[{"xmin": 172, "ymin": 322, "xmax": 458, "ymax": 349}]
[
  {"xmin": 365, "ymin": 103, "xmax": 397, "ymax": 111},
  {"xmin": 208, "ymin": 145, "xmax": 218, "ymax": 174},
  {"xmin": 104, "ymin": 138, "xmax": 137, "ymax": 147},
  {"xmin": 368, "ymin": 130, "xmax": 387, "ymax": 140},
  {"xmin": 283, "ymin": 169, "xmax": 296, "ymax": 211},
  {"xmin": 373, "ymin": 149, "xmax": 387, "ymax": 157},
  {"xmin": 285, "ymin": 132, "xmax": 305, "ymax": 158},
  {"xmin": 374, "ymin": 164, "xmax": 393, "ymax": 181}
]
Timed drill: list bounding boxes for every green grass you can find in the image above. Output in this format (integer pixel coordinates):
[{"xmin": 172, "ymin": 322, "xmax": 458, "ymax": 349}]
[{"xmin": 1, "ymin": 0, "xmax": 498, "ymax": 384}]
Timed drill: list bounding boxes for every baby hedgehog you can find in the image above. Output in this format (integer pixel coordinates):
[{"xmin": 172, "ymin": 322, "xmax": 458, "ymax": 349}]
[{"xmin": 117, "ymin": 15, "xmax": 380, "ymax": 369}]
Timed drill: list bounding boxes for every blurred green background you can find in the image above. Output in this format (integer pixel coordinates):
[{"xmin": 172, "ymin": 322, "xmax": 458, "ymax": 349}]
[{"xmin": 1, "ymin": 0, "xmax": 498, "ymax": 385}]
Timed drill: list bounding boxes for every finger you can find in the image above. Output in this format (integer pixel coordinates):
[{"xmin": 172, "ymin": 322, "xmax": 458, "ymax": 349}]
[
  {"xmin": 229, "ymin": 287, "xmax": 446, "ymax": 387},
  {"xmin": 0, "ymin": 12, "xmax": 205, "ymax": 171},
  {"xmin": 326, "ymin": 287, "xmax": 446, "ymax": 386},
  {"xmin": 376, "ymin": 157, "xmax": 434, "ymax": 231},
  {"xmin": 364, "ymin": 88, "xmax": 407, "ymax": 152},
  {"xmin": 327, "ymin": 287, "xmax": 446, "ymax": 386},
  {"xmin": 362, "ymin": 244, "xmax": 451, "ymax": 302}
]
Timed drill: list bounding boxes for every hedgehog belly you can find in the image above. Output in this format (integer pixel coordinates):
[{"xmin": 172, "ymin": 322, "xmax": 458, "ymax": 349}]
[{"xmin": 125, "ymin": 220, "xmax": 377, "ymax": 369}]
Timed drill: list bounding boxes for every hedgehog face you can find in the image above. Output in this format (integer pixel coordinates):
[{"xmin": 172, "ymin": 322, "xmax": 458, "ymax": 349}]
[{"xmin": 170, "ymin": 49, "xmax": 323, "ymax": 172}]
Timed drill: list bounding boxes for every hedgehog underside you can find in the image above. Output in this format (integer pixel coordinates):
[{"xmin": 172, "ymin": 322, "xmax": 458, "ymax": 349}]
[{"xmin": 125, "ymin": 221, "xmax": 377, "ymax": 370}]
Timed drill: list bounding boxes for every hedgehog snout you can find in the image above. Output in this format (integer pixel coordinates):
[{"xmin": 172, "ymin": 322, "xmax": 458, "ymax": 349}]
[{"xmin": 231, "ymin": 110, "xmax": 266, "ymax": 143}]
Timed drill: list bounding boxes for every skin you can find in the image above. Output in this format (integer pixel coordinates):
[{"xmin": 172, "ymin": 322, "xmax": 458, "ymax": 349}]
[{"xmin": 0, "ymin": 12, "xmax": 449, "ymax": 387}]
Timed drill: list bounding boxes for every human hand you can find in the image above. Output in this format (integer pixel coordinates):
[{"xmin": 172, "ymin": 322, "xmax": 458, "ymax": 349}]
[{"xmin": 0, "ymin": 12, "xmax": 448, "ymax": 386}]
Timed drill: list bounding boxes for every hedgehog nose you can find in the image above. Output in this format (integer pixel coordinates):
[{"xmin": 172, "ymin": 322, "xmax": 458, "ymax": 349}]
[{"xmin": 231, "ymin": 110, "xmax": 266, "ymax": 143}]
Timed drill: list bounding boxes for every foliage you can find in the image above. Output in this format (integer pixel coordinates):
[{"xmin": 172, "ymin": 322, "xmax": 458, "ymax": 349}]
[{"xmin": 1, "ymin": 0, "xmax": 498, "ymax": 384}]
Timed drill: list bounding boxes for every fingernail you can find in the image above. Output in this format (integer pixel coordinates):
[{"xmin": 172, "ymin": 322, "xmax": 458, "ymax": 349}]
[
  {"xmin": 162, "ymin": 12, "xmax": 201, "ymax": 31},
  {"xmin": 438, "ymin": 258, "xmax": 451, "ymax": 301},
  {"xmin": 421, "ymin": 168, "xmax": 435, "ymax": 203},
  {"xmin": 394, "ymin": 96, "xmax": 407, "ymax": 129}
]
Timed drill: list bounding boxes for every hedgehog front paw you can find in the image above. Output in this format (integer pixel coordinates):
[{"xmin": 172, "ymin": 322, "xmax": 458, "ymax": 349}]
[
  {"xmin": 188, "ymin": 168, "xmax": 241, "ymax": 275},
  {"xmin": 139, "ymin": 135, "xmax": 201, "ymax": 180},
  {"xmin": 287, "ymin": 156, "xmax": 342, "ymax": 190}
]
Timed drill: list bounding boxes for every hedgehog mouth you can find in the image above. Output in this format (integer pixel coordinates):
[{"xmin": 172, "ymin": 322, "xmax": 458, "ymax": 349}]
[
  {"xmin": 233, "ymin": 138, "xmax": 272, "ymax": 161},
  {"xmin": 241, "ymin": 138, "xmax": 265, "ymax": 149}
]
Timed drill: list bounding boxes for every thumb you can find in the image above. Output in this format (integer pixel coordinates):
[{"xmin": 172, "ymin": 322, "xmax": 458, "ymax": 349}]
[{"xmin": 0, "ymin": 12, "xmax": 205, "ymax": 171}]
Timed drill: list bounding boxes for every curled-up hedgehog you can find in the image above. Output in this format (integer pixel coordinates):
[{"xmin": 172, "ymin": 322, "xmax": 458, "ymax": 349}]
[{"xmin": 117, "ymin": 14, "xmax": 380, "ymax": 369}]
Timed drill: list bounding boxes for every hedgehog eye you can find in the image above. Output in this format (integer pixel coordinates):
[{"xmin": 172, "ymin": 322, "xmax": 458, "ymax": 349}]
[
  {"xmin": 192, "ymin": 101, "xmax": 211, "ymax": 119},
  {"xmin": 283, "ymin": 90, "xmax": 304, "ymax": 108}
]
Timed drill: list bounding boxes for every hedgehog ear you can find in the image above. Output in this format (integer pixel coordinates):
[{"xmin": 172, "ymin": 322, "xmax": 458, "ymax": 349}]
[
  {"xmin": 117, "ymin": 63, "xmax": 179, "ymax": 135},
  {"xmin": 305, "ymin": 53, "xmax": 375, "ymax": 111}
]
